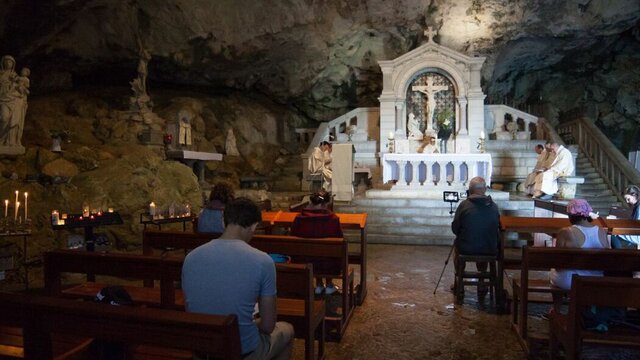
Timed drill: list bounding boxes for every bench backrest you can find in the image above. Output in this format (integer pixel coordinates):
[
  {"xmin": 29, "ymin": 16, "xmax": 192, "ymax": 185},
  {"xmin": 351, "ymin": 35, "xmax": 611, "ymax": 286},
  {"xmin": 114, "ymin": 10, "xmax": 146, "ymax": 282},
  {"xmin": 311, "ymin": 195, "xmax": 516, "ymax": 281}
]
[
  {"xmin": 44, "ymin": 249, "xmax": 183, "ymax": 306},
  {"xmin": 143, "ymin": 230, "xmax": 219, "ymax": 256},
  {"xmin": 0, "ymin": 292, "xmax": 242, "ymax": 360},
  {"xmin": 522, "ymin": 247, "xmax": 640, "ymax": 272},
  {"xmin": 566, "ymin": 276, "xmax": 640, "ymax": 339},
  {"xmin": 275, "ymin": 263, "xmax": 315, "ymax": 319}
]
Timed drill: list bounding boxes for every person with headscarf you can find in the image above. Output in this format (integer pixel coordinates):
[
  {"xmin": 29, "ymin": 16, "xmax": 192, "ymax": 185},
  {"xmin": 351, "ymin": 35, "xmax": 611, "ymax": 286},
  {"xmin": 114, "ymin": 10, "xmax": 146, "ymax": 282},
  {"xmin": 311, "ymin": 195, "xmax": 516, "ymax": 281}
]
[{"xmin": 549, "ymin": 199, "xmax": 609, "ymax": 290}]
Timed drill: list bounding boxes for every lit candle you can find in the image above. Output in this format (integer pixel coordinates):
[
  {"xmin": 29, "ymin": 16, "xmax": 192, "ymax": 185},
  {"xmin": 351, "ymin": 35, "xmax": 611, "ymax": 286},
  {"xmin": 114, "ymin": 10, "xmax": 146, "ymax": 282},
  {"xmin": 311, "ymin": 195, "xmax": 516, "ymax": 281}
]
[
  {"xmin": 107, "ymin": 207, "xmax": 114, "ymax": 213},
  {"xmin": 388, "ymin": 131, "xmax": 394, "ymax": 140},
  {"xmin": 23, "ymin": 192, "xmax": 28, "ymax": 220},
  {"xmin": 51, "ymin": 210, "xmax": 59, "ymax": 225},
  {"xmin": 149, "ymin": 202, "xmax": 156, "ymax": 216},
  {"xmin": 14, "ymin": 190, "xmax": 18, "ymax": 206},
  {"xmin": 480, "ymin": 130, "xmax": 485, "ymax": 140},
  {"xmin": 4, "ymin": 200, "xmax": 7, "ymax": 218},
  {"xmin": 14, "ymin": 201, "xmax": 20, "ymax": 221}
]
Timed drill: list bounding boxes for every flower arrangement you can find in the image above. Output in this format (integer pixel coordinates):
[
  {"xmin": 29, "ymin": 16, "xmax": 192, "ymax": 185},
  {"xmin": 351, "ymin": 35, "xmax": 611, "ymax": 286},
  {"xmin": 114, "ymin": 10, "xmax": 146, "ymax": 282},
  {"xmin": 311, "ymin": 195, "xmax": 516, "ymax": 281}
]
[
  {"xmin": 346, "ymin": 125, "xmax": 357, "ymax": 142},
  {"xmin": 435, "ymin": 108, "xmax": 454, "ymax": 131}
]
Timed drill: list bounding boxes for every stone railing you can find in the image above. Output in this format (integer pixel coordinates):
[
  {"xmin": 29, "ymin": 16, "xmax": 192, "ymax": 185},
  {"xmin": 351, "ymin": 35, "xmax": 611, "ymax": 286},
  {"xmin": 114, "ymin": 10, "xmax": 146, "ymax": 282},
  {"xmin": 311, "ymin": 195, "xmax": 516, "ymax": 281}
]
[
  {"xmin": 485, "ymin": 105, "xmax": 541, "ymax": 140},
  {"xmin": 557, "ymin": 118, "xmax": 640, "ymax": 202},
  {"xmin": 294, "ymin": 128, "xmax": 317, "ymax": 151},
  {"xmin": 382, "ymin": 153, "xmax": 492, "ymax": 189}
]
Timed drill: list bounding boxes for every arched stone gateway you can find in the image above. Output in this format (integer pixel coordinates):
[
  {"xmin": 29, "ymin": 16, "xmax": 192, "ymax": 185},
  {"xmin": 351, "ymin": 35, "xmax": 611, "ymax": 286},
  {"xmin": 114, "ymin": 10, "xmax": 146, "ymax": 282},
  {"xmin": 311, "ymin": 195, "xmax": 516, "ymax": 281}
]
[{"xmin": 378, "ymin": 26, "xmax": 486, "ymax": 155}]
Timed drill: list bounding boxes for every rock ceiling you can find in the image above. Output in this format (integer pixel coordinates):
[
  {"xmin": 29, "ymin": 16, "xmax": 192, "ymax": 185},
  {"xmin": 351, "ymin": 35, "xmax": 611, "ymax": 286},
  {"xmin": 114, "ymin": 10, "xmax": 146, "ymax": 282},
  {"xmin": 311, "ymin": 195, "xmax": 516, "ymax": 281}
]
[{"xmin": 1, "ymin": 0, "xmax": 639, "ymax": 149}]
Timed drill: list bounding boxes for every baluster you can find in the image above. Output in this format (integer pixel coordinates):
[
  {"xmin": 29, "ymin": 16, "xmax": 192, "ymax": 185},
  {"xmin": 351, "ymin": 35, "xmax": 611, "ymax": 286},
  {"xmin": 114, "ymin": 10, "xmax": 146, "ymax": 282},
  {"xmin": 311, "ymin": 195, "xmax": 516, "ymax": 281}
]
[
  {"xmin": 468, "ymin": 161, "xmax": 478, "ymax": 181},
  {"xmin": 425, "ymin": 160, "xmax": 433, "ymax": 186},
  {"xmin": 396, "ymin": 160, "xmax": 407, "ymax": 187},
  {"xmin": 451, "ymin": 161, "xmax": 462, "ymax": 187},
  {"xmin": 410, "ymin": 161, "xmax": 421, "ymax": 188}
]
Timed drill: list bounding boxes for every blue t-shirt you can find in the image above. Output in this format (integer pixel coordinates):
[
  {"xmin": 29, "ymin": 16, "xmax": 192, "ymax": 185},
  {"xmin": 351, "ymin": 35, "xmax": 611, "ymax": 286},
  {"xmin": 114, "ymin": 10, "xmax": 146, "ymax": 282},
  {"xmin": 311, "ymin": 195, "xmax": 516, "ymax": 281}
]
[
  {"xmin": 198, "ymin": 208, "xmax": 224, "ymax": 233},
  {"xmin": 182, "ymin": 240, "xmax": 276, "ymax": 354}
]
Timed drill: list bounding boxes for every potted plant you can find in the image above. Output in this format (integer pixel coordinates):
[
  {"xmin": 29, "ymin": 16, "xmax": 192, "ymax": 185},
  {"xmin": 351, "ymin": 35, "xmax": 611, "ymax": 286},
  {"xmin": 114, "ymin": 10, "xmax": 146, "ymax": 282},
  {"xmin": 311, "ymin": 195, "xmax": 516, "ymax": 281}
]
[{"xmin": 435, "ymin": 108, "xmax": 454, "ymax": 153}]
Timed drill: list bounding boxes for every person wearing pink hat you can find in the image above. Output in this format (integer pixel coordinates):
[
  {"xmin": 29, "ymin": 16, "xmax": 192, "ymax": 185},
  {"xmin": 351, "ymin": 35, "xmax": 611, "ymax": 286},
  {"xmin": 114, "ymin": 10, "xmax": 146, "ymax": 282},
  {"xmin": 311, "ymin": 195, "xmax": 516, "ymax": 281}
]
[{"xmin": 549, "ymin": 199, "xmax": 609, "ymax": 289}]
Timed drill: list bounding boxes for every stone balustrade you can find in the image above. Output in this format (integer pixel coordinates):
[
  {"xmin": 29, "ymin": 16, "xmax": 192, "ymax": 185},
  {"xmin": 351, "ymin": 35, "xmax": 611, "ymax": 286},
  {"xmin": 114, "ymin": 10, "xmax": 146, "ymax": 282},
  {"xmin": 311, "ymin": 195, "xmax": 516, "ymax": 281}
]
[{"xmin": 383, "ymin": 153, "xmax": 492, "ymax": 189}]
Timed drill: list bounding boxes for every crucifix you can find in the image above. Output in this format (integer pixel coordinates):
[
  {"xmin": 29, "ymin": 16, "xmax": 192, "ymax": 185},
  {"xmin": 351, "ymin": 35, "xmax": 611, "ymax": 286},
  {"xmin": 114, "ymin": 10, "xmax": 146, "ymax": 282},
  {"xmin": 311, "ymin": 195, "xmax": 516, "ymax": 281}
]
[
  {"xmin": 424, "ymin": 26, "xmax": 437, "ymax": 43},
  {"xmin": 412, "ymin": 77, "xmax": 449, "ymax": 132}
]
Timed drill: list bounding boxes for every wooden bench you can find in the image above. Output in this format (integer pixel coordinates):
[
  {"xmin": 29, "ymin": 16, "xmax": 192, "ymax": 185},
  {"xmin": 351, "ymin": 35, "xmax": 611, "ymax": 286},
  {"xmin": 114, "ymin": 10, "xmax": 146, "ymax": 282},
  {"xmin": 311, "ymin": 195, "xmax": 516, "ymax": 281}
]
[
  {"xmin": 46, "ymin": 246, "xmax": 325, "ymax": 360},
  {"xmin": 513, "ymin": 247, "xmax": 640, "ymax": 355},
  {"xmin": 275, "ymin": 263, "xmax": 326, "ymax": 360},
  {"xmin": 250, "ymin": 234, "xmax": 355, "ymax": 340},
  {"xmin": 550, "ymin": 276, "xmax": 640, "ymax": 359},
  {"xmin": 44, "ymin": 249, "xmax": 184, "ymax": 309},
  {"xmin": 0, "ymin": 292, "xmax": 242, "ymax": 360}
]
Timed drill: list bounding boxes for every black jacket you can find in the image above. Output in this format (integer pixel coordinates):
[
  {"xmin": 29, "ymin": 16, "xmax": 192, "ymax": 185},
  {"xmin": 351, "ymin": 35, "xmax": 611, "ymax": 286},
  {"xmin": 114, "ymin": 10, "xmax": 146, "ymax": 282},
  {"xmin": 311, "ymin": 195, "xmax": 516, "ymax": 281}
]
[{"xmin": 451, "ymin": 194, "xmax": 500, "ymax": 255}]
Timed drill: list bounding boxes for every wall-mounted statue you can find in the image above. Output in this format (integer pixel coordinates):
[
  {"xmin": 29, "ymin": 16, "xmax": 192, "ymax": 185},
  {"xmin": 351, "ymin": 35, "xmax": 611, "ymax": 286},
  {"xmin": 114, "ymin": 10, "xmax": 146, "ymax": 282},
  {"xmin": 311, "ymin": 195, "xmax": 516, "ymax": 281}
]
[
  {"xmin": 0, "ymin": 55, "xmax": 29, "ymax": 154},
  {"xmin": 129, "ymin": 43, "xmax": 154, "ymax": 124},
  {"xmin": 178, "ymin": 110, "xmax": 192, "ymax": 147},
  {"xmin": 225, "ymin": 128, "xmax": 240, "ymax": 156}
]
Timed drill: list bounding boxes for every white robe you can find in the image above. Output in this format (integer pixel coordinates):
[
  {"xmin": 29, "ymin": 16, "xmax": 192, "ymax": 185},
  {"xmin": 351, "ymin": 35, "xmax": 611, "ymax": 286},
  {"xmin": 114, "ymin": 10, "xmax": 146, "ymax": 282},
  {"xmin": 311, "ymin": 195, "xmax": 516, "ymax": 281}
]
[
  {"xmin": 534, "ymin": 145, "xmax": 574, "ymax": 195},
  {"xmin": 308, "ymin": 147, "xmax": 332, "ymax": 190},
  {"xmin": 525, "ymin": 149, "xmax": 554, "ymax": 188}
]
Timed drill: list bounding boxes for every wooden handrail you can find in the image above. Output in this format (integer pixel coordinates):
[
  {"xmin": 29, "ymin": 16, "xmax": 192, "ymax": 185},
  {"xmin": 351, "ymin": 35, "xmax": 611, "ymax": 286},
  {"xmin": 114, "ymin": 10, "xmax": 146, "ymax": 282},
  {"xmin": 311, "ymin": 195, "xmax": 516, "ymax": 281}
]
[{"xmin": 558, "ymin": 118, "xmax": 640, "ymax": 203}]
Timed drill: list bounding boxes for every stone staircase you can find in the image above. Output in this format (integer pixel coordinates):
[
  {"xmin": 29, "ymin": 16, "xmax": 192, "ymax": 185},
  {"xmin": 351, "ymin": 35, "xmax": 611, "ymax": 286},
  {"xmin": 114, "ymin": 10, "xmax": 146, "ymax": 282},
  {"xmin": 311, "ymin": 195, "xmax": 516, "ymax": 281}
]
[
  {"xmin": 334, "ymin": 196, "xmax": 535, "ymax": 245},
  {"xmin": 574, "ymin": 151, "xmax": 620, "ymax": 214}
]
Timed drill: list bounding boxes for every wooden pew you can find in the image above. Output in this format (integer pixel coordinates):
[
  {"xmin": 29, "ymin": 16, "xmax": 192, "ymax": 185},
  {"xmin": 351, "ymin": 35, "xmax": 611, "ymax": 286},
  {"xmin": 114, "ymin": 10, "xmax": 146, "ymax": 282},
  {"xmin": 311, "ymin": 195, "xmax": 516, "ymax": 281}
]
[
  {"xmin": 275, "ymin": 263, "xmax": 326, "ymax": 360},
  {"xmin": 142, "ymin": 230, "xmax": 218, "ymax": 256},
  {"xmin": 45, "ymin": 247, "xmax": 325, "ymax": 360},
  {"xmin": 44, "ymin": 249, "xmax": 184, "ymax": 309},
  {"xmin": 250, "ymin": 234, "xmax": 355, "ymax": 340},
  {"xmin": 513, "ymin": 247, "xmax": 640, "ymax": 355},
  {"xmin": 0, "ymin": 292, "xmax": 242, "ymax": 360},
  {"xmin": 549, "ymin": 276, "xmax": 640, "ymax": 360}
]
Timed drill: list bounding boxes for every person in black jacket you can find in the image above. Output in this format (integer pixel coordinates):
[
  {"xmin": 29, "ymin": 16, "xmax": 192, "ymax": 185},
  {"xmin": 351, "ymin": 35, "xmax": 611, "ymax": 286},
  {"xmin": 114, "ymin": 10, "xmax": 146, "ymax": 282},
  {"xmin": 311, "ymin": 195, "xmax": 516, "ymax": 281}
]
[{"xmin": 451, "ymin": 177, "xmax": 501, "ymax": 289}]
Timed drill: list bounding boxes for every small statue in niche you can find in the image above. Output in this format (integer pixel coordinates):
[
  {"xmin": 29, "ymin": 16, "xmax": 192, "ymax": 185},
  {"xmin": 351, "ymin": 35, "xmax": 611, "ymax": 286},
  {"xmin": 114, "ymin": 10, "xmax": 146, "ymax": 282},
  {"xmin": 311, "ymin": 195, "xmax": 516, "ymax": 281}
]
[
  {"xmin": 177, "ymin": 110, "xmax": 192, "ymax": 147},
  {"xmin": 407, "ymin": 113, "xmax": 423, "ymax": 139},
  {"xmin": 225, "ymin": 128, "xmax": 240, "ymax": 156}
]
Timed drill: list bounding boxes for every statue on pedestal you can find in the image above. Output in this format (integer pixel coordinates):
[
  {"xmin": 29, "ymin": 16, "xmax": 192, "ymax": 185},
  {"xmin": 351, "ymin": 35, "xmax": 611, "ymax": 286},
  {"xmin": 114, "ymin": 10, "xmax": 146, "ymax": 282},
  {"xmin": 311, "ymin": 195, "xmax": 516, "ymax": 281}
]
[
  {"xmin": 0, "ymin": 55, "xmax": 29, "ymax": 154},
  {"xmin": 406, "ymin": 113, "xmax": 423, "ymax": 139}
]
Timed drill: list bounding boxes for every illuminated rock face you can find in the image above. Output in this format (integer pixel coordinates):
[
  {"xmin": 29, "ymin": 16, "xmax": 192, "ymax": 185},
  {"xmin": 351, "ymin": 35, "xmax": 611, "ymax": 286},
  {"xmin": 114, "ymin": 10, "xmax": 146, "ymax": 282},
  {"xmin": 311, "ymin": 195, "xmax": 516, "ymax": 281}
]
[{"xmin": 1, "ymin": 1, "xmax": 639, "ymax": 148}]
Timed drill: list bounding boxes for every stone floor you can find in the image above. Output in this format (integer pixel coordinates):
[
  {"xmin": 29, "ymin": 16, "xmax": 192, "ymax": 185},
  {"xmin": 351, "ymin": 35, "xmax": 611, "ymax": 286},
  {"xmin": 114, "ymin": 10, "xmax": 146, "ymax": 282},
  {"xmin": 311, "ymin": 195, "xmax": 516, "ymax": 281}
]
[
  {"xmin": 293, "ymin": 244, "xmax": 640, "ymax": 360},
  {"xmin": 293, "ymin": 244, "xmax": 525, "ymax": 360}
]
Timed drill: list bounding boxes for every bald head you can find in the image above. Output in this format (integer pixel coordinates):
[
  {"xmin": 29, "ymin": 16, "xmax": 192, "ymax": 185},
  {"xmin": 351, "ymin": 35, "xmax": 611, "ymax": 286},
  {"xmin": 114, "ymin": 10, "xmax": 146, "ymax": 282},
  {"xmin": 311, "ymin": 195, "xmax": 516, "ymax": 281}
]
[{"xmin": 468, "ymin": 176, "xmax": 487, "ymax": 196}]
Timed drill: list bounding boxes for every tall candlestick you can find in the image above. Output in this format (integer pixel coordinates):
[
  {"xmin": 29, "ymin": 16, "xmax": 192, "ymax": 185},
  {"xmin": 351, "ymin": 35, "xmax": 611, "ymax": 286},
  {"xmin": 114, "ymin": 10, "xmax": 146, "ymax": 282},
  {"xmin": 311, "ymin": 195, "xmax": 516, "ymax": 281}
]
[
  {"xmin": 4, "ymin": 200, "xmax": 7, "ymax": 218},
  {"xmin": 24, "ymin": 192, "xmax": 28, "ymax": 220},
  {"xmin": 149, "ymin": 202, "xmax": 156, "ymax": 217},
  {"xmin": 480, "ymin": 130, "xmax": 485, "ymax": 140},
  {"xmin": 14, "ymin": 201, "xmax": 20, "ymax": 221},
  {"xmin": 14, "ymin": 190, "xmax": 18, "ymax": 206}
]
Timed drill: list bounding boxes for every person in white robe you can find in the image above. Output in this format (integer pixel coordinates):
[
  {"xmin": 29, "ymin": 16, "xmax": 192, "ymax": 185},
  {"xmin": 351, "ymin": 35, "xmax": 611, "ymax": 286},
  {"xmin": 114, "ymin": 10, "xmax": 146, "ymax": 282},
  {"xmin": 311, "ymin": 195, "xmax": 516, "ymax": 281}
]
[
  {"xmin": 308, "ymin": 141, "xmax": 332, "ymax": 191},
  {"xmin": 532, "ymin": 142, "xmax": 574, "ymax": 198},
  {"xmin": 525, "ymin": 143, "xmax": 555, "ymax": 194}
]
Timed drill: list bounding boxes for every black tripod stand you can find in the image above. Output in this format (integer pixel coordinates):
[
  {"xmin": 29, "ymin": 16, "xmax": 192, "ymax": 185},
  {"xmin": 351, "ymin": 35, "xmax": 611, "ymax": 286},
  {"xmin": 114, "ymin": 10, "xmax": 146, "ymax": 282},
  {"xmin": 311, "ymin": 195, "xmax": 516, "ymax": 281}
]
[{"xmin": 433, "ymin": 192, "xmax": 460, "ymax": 295}]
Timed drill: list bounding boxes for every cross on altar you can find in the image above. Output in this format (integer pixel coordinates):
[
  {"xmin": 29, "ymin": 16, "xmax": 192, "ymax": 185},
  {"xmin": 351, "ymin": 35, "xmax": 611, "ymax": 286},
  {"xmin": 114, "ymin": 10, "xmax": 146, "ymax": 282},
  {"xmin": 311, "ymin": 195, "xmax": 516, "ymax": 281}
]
[
  {"xmin": 424, "ymin": 26, "xmax": 437, "ymax": 43},
  {"xmin": 412, "ymin": 77, "xmax": 449, "ymax": 131}
]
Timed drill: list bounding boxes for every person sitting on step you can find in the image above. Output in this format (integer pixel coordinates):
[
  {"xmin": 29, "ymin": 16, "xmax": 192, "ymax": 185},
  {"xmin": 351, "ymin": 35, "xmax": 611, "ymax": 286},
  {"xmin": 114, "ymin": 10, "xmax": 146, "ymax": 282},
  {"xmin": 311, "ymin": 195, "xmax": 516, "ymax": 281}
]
[
  {"xmin": 531, "ymin": 141, "xmax": 574, "ymax": 199},
  {"xmin": 290, "ymin": 191, "xmax": 342, "ymax": 295}
]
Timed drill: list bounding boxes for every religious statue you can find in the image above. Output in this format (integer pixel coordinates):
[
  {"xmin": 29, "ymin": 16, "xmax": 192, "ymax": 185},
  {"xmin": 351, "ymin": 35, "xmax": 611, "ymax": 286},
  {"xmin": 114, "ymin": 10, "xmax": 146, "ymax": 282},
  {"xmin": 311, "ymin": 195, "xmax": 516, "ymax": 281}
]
[
  {"xmin": 0, "ymin": 55, "xmax": 29, "ymax": 153},
  {"xmin": 177, "ymin": 110, "xmax": 192, "ymax": 147},
  {"xmin": 406, "ymin": 113, "xmax": 423, "ymax": 139},
  {"xmin": 225, "ymin": 128, "xmax": 240, "ymax": 156},
  {"xmin": 412, "ymin": 77, "xmax": 448, "ymax": 133},
  {"xmin": 129, "ymin": 42, "xmax": 154, "ymax": 124}
]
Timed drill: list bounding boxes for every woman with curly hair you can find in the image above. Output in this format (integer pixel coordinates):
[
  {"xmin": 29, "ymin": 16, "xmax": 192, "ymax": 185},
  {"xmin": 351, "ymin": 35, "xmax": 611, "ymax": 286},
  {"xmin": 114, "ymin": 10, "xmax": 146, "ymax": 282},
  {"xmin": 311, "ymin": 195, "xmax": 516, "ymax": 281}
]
[{"xmin": 198, "ymin": 182, "xmax": 235, "ymax": 233}]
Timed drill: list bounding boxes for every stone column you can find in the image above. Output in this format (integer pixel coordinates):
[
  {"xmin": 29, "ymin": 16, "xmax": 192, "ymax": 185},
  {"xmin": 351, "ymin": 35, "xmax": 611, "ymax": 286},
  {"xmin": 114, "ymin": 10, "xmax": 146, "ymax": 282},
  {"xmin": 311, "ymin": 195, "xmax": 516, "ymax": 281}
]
[
  {"xmin": 456, "ymin": 97, "xmax": 468, "ymax": 135},
  {"xmin": 425, "ymin": 161, "xmax": 433, "ymax": 186},
  {"xmin": 396, "ymin": 160, "xmax": 407, "ymax": 187},
  {"xmin": 379, "ymin": 96, "xmax": 396, "ymax": 155},
  {"xmin": 410, "ymin": 161, "xmax": 421, "ymax": 188},
  {"xmin": 452, "ymin": 161, "xmax": 462, "ymax": 186},
  {"xmin": 395, "ymin": 101, "xmax": 406, "ymax": 139}
]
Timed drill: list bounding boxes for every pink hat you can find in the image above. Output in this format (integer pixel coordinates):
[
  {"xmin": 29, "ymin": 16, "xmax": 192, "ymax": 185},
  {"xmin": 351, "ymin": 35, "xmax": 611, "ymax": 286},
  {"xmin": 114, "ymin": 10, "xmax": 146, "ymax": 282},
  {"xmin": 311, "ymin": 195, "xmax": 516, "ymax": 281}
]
[{"xmin": 566, "ymin": 199, "xmax": 593, "ymax": 217}]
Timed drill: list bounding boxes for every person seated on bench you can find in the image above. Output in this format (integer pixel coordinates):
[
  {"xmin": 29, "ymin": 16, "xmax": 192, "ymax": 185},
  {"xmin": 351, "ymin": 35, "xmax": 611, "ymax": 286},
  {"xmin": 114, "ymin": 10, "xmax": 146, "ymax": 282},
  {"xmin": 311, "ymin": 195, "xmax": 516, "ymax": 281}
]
[
  {"xmin": 308, "ymin": 141, "xmax": 332, "ymax": 192},
  {"xmin": 611, "ymin": 185, "xmax": 640, "ymax": 249},
  {"xmin": 197, "ymin": 182, "xmax": 234, "ymax": 233},
  {"xmin": 524, "ymin": 143, "xmax": 554, "ymax": 195},
  {"xmin": 290, "ymin": 191, "xmax": 342, "ymax": 296},
  {"xmin": 549, "ymin": 199, "xmax": 609, "ymax": 290},
  {"xmin": 451, "ymin": 177, "xmax": 501, "ymax": 294},
  {"xmin": 183, "ymin": 198, "xmax": 294, "ymax": 360},
  {"xmin": 532, "ymin": 141, "xmax": 574, "ymax": 199}
]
